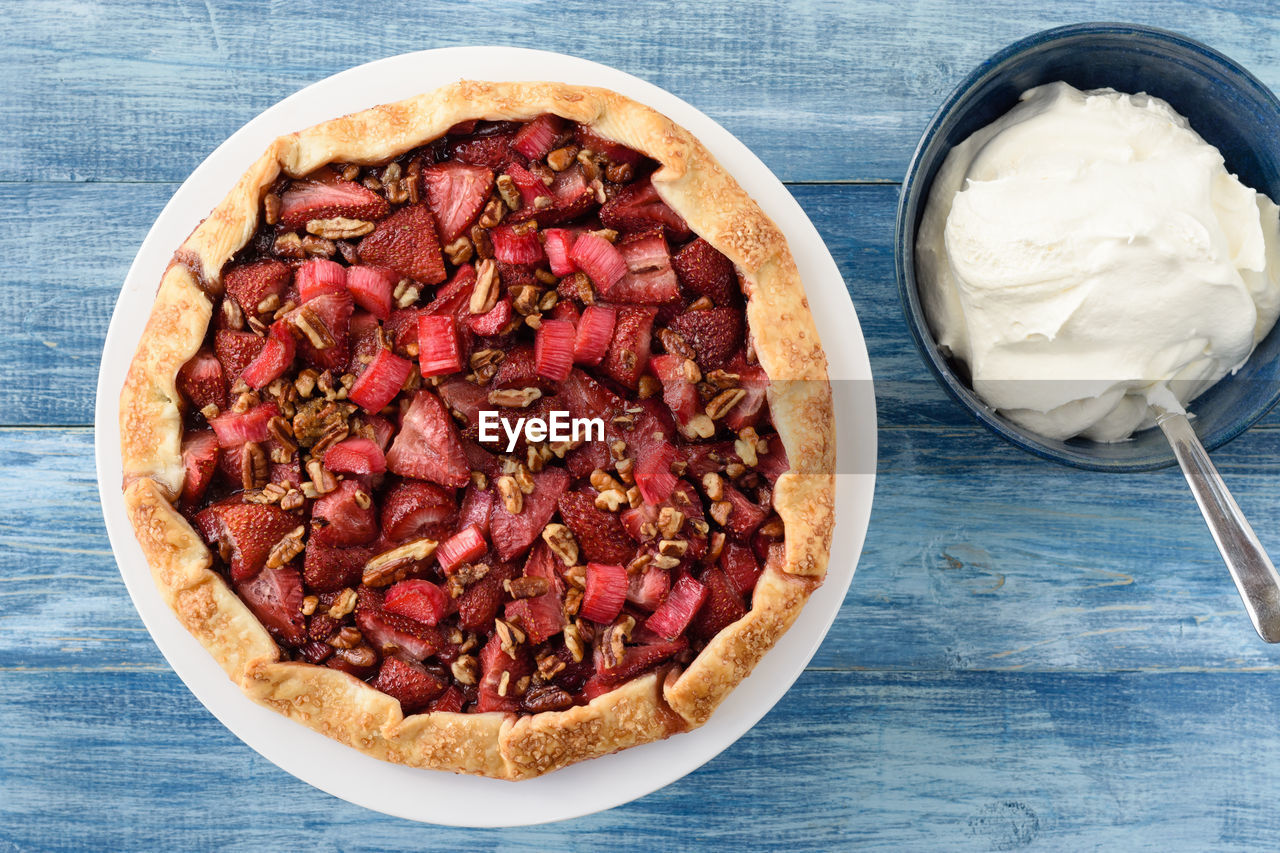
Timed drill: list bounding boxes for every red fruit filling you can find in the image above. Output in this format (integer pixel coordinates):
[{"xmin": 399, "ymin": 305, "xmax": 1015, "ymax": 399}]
[{"xmin": 176, "ymin": 115, "xmax": 785, "ymax": 716}]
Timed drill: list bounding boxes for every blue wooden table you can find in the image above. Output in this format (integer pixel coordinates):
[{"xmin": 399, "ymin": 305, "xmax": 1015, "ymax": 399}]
[{"xmin": 5, "ymin": 1, "xmax": 1280, "ymax": 849}]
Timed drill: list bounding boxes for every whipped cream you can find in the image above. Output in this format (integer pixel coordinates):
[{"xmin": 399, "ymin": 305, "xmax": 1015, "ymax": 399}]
[{"xmin": 917, "ymin": 82, "xmax": 1280, "ymax": 441}]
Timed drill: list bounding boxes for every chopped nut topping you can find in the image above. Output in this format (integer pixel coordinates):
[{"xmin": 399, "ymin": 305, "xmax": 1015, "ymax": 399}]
[
  {"xmin": 688, "ymin": 295, "xmax": 714, "ymax": 311},
  {"xmin": 710, "ymin": 500, "xmax": 733, "ymax": 526},
  {"xmin": 505, "ymin": 458, "xmax": 535, "ymax": 494},
  {"xmin": 497, "ymin": 670, "xmax": 511, "ymax": 698},
  {"xmin": 601, "ymin": 615, "xmax": 635, "ymax": 669},
  {"xmin": 220, "ymin": 297, "xmax": 245, "ymax": 331},
  {"xmin": 564, "ymin": 621, "xmax": 585, "ymax": 662},
  {"xmin": 451, "ymin": 655, "xmax": 478, "ymax": 686},
  {"xmin": 538, "ymin": 290, "xmax": 558, "ymax": 311},
  {"xmin": 704, "ymin": 369, "xmax": 741, "ymax": 391},
  {"xmin": 562, "ymin": 564, "xmax": 587, "ymax": 590},
  {"xmin": 478, "ymin": 197, "xmax": 506, "ymax": 229},
  {"xmin": 241, "ymin": 441, "xmax": 268, "ymax": 491},
  {"xmin": 263, "ymin": 192, "xmax": 281, "ymax": 226},
  {"xmin": 505, "ymin": 576, "xmax": 550, "ymax": 600},
  {"xmin": 496, "ymin": 173, "xmax": 521, "ymax": 210},
  {"xmin": 536, "ymin": 650, "xmax": 567, "ymax": 680},
  {"xmin": 542, "ymin": 524, "xmax": 579, "ymax": 566},
  {"xmin": 265, "ymin": 525, "xmax": 306, "ymax": 569},
  {"xmin": 658, "ymin": 539, "xmax": 689, "ymax": 557},
  {"xmin": 701, "ymin": 472, "xmax": 725, "ymax": 502},
  {"xmin": 638, "ymin": 521, "xmax": 658, "ymax": 543},
  {"xmin": 735, "ymin": 437, "xmax": 759, "ymax": 468},
  {"xmin": 558, "ymin": 272, "xmax": 595, "ymax": 304},
  {"xmin": 590, "ymin": 468, "xmax": 624, "ymax": 494},
  {"xmin": 306, "ymin": 217, "xmax": 375, "ymax": 239},
  {"xmin": 256, "ymin": 292, "xmax": 281, "ymax": 315},
  {"xmin": 759, "ymin": 517, "xmax": 785, "ymax": 539},
  {"xmin": 706, "ymin": 388, "xmax": 747, "ymax": 420},
  {"xmin": 510, "ymin": 284, "xmax": 542, "ymax": 316},
  {"xmin": 637, "ymin": 375, "xmax": 661, "ymax": 399},
  {"xmin": 443, "ymin": 235, "xmax": 474, "ymax": 265},
  {"xmin": 605, "ymin": 162, "xmax": 634, "ymax": 183},
  {"xmin": 294, "ymin": 369, "xmax": 319, "ymax": 398},
  {"xmin": 534, "ymin": 268, "xmax": 558, "ymax": 286},
  {"xmin": 689, "ymin": 518, "xmax": 710, "ymax": 536},
  {"xmin": 706, "ymin": 531, "xmax": 727, "ymax": 564},
  {"xmin": 685, "ymin": 413, "xmax": 716, "ymax": 439},
  {"xmin": 393, "ymin": 279, "xmax": 421, "ymax": 309},
  {"xmin": 272, "ymin": 232, "xmax": 304, "ymax": 258},
  {"xmin": 594, "ymin": 489, "xmax": 626, "ymax": 512},
  {"xmin": 657, "ymin": 506, "xmax": 685, "ymax": 539},
  {"xmin": 305, "ymin": 459, "xmax": 338, "ymax": 495},
  {"xmin": 327, "ymin": 587, "xmax": 358, "ymax": 619},
  {"xmin": 301, "ymin": 595, "xmax": 318, "ymax": 616},
  {"xmin": 302, "ymin": 235, "xmax": 337, "ymax": 257},
  {"xmin": 725, "ymin": 461, "xmax": 747, "ymax": 479},
  {"xmin": 342, "ymin": 164, "xmax": 361, "ymax": 182},
  {"xmin": 470, "ymin": 259, "xmax": 499, "ymax": 314},
  {"xmin": 563, "ymin": 587, "xmax": 582, "ymax": 617},
  {"xmin": 267, "ymin": 415, "xmax": 297, "ymax": 454},
  {"xmin": 496, "ymin": 475, "xmax": 523, "ymax": 514},
  {"xmin": 470, "ymin": 470, "xmax": 489, "ymax": 490},
  {"xmin": 290, "ymin": 305, "xmax": 336, "ymax": 350},
  {"xmin": 279, "ymin": 488, "xmax": 305, "ymax": 511},
  {"xmin": 547, "ymin": 145, "xmax": 577, "ymax": 172},
  {"xmin": 488, "ymin": 387, "xmax": 542, "ymax": 408},
  {"xmin": 353, "ymin": 488, "xmax": 372, "ymax": 510},
  {"xmin": 658, "ymin": 328, "xmax": 695, "ymax": 360},
  {"xmin": 494, "ymin": 618, "xmax": 526, "ymax": 658},
  {"xmin": 626, "ymin": 486, "xmax": 642, "ymax": 508},
  {"xmin": 200, "ymin": 403, "xmax": 221, "ymax": 421},
  {"xmin": 446, "ymin": 562, "xmax": 491, "ymax": 598},
  {"xmin": 363, "ymin": 538, "xmax": 438, "ymax": 587},
  {"xmin": 651, "ymin": 553, "xmax": 682, "ymax": 570},
  {"xmin": 627, "ymin": 552, "xmax": 652, "ymax": 574},
  {"xmin": 614, "ymin": 456, "xmax": 635, "ymax": 482},
  {"xmin": 329, "ymin": 626, "xmax": 362, "ymax": 649},
  {"xmin": 681, "ymin": 359, "xmax": 702, "ymax": 384}
]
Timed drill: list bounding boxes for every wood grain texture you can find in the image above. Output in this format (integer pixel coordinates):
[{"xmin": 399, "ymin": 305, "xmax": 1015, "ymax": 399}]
[
  {"xmin": 2, "ymin": 1, "xmax": 1278, "ymax": 183},
  {"xmin": 9, "ymin": 0, "xmax": 1280, "ymax": 847}
]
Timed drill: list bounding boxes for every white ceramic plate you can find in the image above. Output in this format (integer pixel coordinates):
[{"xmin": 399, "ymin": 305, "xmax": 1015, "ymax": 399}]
[{"xmin": 94, "ymin": 47, "xmax": 877, "ymax": 827}]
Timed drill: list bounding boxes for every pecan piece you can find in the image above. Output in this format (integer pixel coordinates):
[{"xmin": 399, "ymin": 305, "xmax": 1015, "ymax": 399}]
[
  {"xmin": 306, "ymin": 217, "xmax": 375, "ymax": 240},
  {"xmin": 362, "ymin": 538, "xmax": 439, "ymax": 587}
]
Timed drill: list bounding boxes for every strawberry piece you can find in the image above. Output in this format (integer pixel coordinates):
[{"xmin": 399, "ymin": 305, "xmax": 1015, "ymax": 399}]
[
  {"xmin": 476, "ymin": 632, "xmax": 533, "ymax": 713},
  {"xmin": 290, "ymin": 290, "xmax": 352, "ymax": 373},
  {"xmin": 490, "ymin": 467, "xmax": 570, "ymax": 561},
  {"xmin": 279, "ymin": 176, "xmax": 390, "ymax": 229},
  {"xmin": 667, "ymin": 307, "xmax": 742, "ymax": 370},
  {"xmin": 448, "ymin": 132, "xmax": 515, "ymax": 169},
  {"xmin": 345, "ymin": 265, "xmax": 397, "ymax": 320},
  {"xmin": 437, "ymin": 376, "xmax": 488, "ymax": 428},
  {"xmin": 224, "ymin": 259, "xmax": 291, "ymax": 314},
  {"xmin": 602, "ymin": 228, "xmax": 680, "ymax": 304},
  {"xmin": 421, "ymin": 161, "xmax": 494, "ymax": 242},
  {"xmin": 385, "ymin": 579, "xmax": 451, "ymax": 627},
  {"xmin": 724, "ymin": 363, "xmax": 770, "ymax": 431},
  {"xmin": 648, "ymin": 354, "xmax": 700, "ymax": 430},
  {"xmin": 323, "ymin": 437, "xmax": 387, "ymax": 475},
  {"xmin": 589, "ymin": 636, "xmax": 687, "ymax": 689},
  {"xmin": 358, "ymin": 203, "xmax": 446, "ymax": 285},
  {"xmin": 559, "ymin": 367, "xmax": 626, "ymax": 424},
  {"xmin": 466, "ymin": 294, "xmax": 513, "ymax": 337},
  {"xmin": 602, "ymin": 306, "xmax": 656, "ymax": 389},
  {"xmin": 569, "ymin": 232, "xmax": 627, "ymax": 293},
  {"xmin": 692, "ymin": 567, "xmax": 746, "ymax": 640},
  {"xmin": 177, "ymin": 349, "xmax": 227, "ymax": 412},
  {"xmin": 504, "ymin": 544, "xmax": 565, "ymax": 644},
  {"xmin": 417, "ymin": 314, "xmax": 463, "ymax": 377},
  {"xmin": 572, "ymin": 305, "xmax": 616, "ymax": 366},
  {"xmin": 381, "ymin": 479, "xmax": 457, "ymax": 542},
  {"xmin": 533, "ymin": 318, "xmax": 575, "ymax": 382},
  {"xmin": 437, "ymin": 524, "xmax": 487, "ymax": 575},
  {"xmin": 626, "ymin": 566, "xmax": 671, "ymax": 611},
  {"xmin": 348, "ymin": 347, "xmax": 412, "ymax": 414},
  {"xmin": 490, "ymin": 223, "xmax": 546, "ymax": 265},
  {"xmin": 312, "ymin": 479, "xmax": 379, "ymax": 547},
  {"xmin": 504, "ymin": 161, "xmax": 554, "ymax": 208},
  {"xmin": 458, "ymin": 559, "xmax": 517, "ymax": 632},
  {"xmin": 240, "ymin": 320, "xmax": 296, "ymax": 390},
  {"xmin": 557, "ymin": 491, "xmax": 634, "ymax": 565},
  {"xmin": 235, "ymin": 565, "xmax": 305, "ymax": 646},
  {"xmin": 512, "ymin": 113, "xmax": 567, "ymax": 160},
  {"xmin": 179, "ymin": 429, "xmax": 219, "ymax": 507},
  {"xmin": 645, "ymin": 575, "xmax": 707, "ymax": 640},
  {"xmin": 574, "ymin": 125, "xmax": 643, "ymax": 167},
  {"xmin": 386, "ymin": 390, "xmax": 470, "ymax": 487},
  {"xmin": 457, "ymin": 482, "xmax": 495, "ymax": 536},
  {"xmin": 302, "ymin": 541, "xmax": 371, "ymax": 592},
  {"xmin": 619, "ymin": 504, "xmax": 656, "ymax": 542},
  {"xmin": 720, "ymin": 483, "xmax": 768, "ymax": 540},
  {"xmin": 356, "ymin": 588, "xmax": 442, "ymax": 661},
  {"xmin": 209, "ymin": 402, "xmax": 278, "ymax": 448},
  {"xmin": 359, "ymin": 413, "xmax": 397, "ymax": 452},
  {"xmin": 492, "ymin": 343, "xmax": 558, "ymax": 392},
  {"xmin": 635, "ymin": 440, "xmax": 677, "ymax": 505},
  {"xmin": 213, "ymin": 329, "xmax": 266, "ymax": 382},
  {"xmin": 600, "ymin": 179, "xmax": 691, "ymax": 240},
  {"xmin": 677, "ymin": 440, "xmax": 742, "ymax": 477},
  {"xmin": 551, "ymin": 299, "xmax": 581, "ymax": 326},
  {"xmin": 384, "ymin": 307, "xmax": 424, "ymax": 355},
  {"xmin": 542, "ymin": 228, "xmax": 577, "ymax": 276},
  {"xmin": 217, "ymin": 502, "xmax": 299, "ymax": 582},
  {"xmin": 532, "ymin": 165, "xmax": 598, "ymax": 226},
  {"xmin": 721, "ymin": 540, "xmax": 763, "ymax": 596},
  {"xmin": 429, "ymin": 685, "xmax": 467, "ymax": 713},
  {"xmin": 371, "ymin": 655, "xmax": 446, "ymax": 713},
  {"xmin": 673, "ymin": 237, "xmax": 739, "ymax": 306},
  {"xmin": 581, "ymin": 563, "xmax": 628, "ymax": 624},
  {"xmin": 296, "ymin": 258, "xmax": 347, "ymax": 302}
]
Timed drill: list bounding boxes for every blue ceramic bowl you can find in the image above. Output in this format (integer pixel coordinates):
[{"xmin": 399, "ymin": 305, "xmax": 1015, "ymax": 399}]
[{"xmin": 896, "ymin": 23, "xmax": 1280, "ymax": 471}]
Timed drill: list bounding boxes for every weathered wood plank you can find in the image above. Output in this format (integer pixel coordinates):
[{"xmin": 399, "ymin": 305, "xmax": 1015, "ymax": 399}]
[
  {"xmin": 3, "ymin": 668, "xmax": 1279, "ymax": 848},
  {"xmin": 10, "ymin": 427, "xmax": 1280, "ymax": 675},
  {"xmin": 4, "ymin": 0, "xmax": 1279, "ymax": 183},
  {"xmin": 12, "ymin": 181, "xmax": 1280, "ymax": 433}
]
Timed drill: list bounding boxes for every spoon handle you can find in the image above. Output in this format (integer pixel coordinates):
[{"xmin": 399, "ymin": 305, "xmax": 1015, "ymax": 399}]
[{"xmin": 1159, "ymin": 412, "xmax": 1280, "ymax": 642}]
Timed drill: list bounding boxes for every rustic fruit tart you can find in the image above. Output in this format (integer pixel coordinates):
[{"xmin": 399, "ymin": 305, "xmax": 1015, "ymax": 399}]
[{"xmin": 120, "ymin": 81, "xmax": 834, "ymax": 779}]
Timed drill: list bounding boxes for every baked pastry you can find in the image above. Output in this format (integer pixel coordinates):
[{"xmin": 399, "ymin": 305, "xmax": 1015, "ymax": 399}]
[{"xmin": 119, "ymin": 81, "xmax": 834, "ymax": 779}]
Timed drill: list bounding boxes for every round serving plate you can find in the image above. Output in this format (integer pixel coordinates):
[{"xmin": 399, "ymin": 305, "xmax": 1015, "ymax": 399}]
[{"xmin": 94, "ymin": 46, "xmax": 877, "ymax": 827}]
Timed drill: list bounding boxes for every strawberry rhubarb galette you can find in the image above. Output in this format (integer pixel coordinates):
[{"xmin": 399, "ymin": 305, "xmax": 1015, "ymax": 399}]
[{"xmin": 120, "ymin": 82, "xmax": 834, "ymax": 779}]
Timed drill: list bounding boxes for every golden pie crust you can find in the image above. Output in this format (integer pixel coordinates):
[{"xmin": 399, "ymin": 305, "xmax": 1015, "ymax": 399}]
[{"xmin": 120, "ymin": 81, "xmax": 835, "ymax": 779}]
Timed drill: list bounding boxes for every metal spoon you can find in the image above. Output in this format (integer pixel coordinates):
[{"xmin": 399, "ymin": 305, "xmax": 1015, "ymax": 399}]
[{"xmin": 1158, "ymin": 411, "xmax": 1280, "ymax": 642}]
